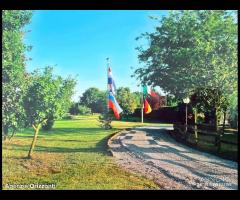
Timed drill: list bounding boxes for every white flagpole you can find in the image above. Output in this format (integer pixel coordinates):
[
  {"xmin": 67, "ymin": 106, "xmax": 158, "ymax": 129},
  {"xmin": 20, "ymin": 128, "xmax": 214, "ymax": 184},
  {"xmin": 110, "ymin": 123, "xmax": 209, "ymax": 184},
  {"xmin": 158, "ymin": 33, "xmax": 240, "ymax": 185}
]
[
  {"xmin": 141, "ymin": 85, "xmax": 144, "ymax": 123},
  {"xmin": 106, "ymin": 58, "xmax": 110, "ymax": 114}
]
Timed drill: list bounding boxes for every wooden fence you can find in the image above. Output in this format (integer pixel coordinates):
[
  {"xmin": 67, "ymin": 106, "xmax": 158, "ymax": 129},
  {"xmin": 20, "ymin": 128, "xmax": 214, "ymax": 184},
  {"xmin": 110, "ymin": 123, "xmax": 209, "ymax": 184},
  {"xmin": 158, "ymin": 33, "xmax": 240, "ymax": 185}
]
[{"xmin": 173, "ymin": 123, "xmax": 238, "ymax": 152}]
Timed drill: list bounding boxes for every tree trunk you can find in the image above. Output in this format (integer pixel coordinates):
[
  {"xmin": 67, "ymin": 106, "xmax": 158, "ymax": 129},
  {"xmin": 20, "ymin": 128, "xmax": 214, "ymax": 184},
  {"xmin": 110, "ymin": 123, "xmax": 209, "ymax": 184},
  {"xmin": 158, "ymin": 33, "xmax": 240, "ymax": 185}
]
[
  {"xmin": 3, "ymin": 135, "xmax": 7, "ymax": 141},
  {"xmin": 214, "ymin": 107, "xmax": 219, "ymax": 132},
  {"xmin": 9, "ymin": 129, "xmax": 16, "ymax": 140},
  {"xmin": 217, "ymin": 110, "xmax": 227, "ymax": 152},
  {"xmin": 3, "ymin": 125, "xmax": 9, "ymax": 141},
  {"xmin": 214, "ymin": 107, "xmax": 219, "ymax": 146},
  {"xmin": 214, "ymin": 106, "xmax": 222, "ymax": 152},
  {"xmin": 222, "ymin": 110, "xmax": 226, "ymax": 135},
  {"xmin": 194, "ymin": 108, "xmax": 198, "ymax": 144},
  {"xmin": 28, "ymin": 124, "xmax": 41, "ymax": 158}
]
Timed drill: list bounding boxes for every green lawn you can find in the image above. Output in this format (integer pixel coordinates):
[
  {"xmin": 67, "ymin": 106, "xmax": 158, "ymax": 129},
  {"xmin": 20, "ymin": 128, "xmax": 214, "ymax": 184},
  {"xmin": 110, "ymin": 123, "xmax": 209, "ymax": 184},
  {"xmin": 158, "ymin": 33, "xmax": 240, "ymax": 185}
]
[{"xmin": 2, "ymin": 115, "xmax": 166, "ymax": 190}]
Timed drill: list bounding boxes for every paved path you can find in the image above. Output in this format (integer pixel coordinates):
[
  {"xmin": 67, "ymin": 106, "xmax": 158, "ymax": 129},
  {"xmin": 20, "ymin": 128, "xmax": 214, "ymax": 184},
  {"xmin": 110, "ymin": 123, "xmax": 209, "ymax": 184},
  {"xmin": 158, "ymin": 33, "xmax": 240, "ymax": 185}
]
[{"xmin": 108, "ymin": 126, "xmax": 238, "ymax": 190}]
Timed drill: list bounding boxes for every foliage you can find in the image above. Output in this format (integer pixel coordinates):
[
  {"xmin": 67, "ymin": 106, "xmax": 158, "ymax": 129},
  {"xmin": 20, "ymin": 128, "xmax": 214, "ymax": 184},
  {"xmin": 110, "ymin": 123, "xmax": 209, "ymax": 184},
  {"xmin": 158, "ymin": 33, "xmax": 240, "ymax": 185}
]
[
  {"xmin": 69, "ymin": 103, "xmax": 79, "ymax": 115},
  {"xmin": 190, "ymin": 88, "xmax": 238, "ymax": 127},
  {"xmin": 79, "ymin": 87, "xmax": 106, "ymax": 113},
  {"xmin": 44, "ymin": 77, "xmax": 76, "ymax": 130},
  {"xmin": 166, "ymin": 95, "xmax": 179, "ymax": 107},
  {"xmin": 190, "ymin": 88, "xmax": 219, "ymax": 114},
  {"xmin": 2, "ymin": 10, "xmax": 33, "ymax": 139},
  {"xmin": 78, "ymin": 105, "xmax": 91, "ymax": 115},
  {"xmin": 134, "ymin": 10, "xmax": 237, "ymax": 99},
  {"xmin": 132, "ymin": 91, "xmax": 142, "ymax": 108},
  {"xmin": 41, "ymin": 115, "xmax": 54, "ymax": 131},
  {"xmin": 98, "ymin": 113, "xmax": 113, "ymax": 130},
  {"xmin": 24, "ymin": 66, "xmax": 76, "ymax": 157},
  {"xmin": 57, "ymin": 77, "xmax": 77, "ymax": 117},
  {"xmin": 134, "ymin": 10, "xmax": 237, "ymax": 129},
  {"xmin": 228, "ymin": 91, "xmax": 238, "ymax": 128},
  {"xmin": 116, "ymin": 87, "xmax": 137, "ymax": 117},
  {"xmin": 229, "ymin": 110, "xmax": 238, "ymax": 129},
  {"xmin": 24, "ymin": 67, "xmax": 76, "ymax": 126}
]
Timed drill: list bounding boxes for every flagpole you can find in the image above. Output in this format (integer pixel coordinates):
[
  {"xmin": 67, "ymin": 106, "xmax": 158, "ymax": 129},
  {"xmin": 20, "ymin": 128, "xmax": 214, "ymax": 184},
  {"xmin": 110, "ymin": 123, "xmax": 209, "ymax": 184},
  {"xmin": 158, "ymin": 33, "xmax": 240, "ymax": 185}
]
[
  {"xmin": 141, "ymin": 86, "xmax": 144, "ymax": 123},
  {"xmin": 106, "ymin": 58, "xmax": 110, "ymax": 115}
]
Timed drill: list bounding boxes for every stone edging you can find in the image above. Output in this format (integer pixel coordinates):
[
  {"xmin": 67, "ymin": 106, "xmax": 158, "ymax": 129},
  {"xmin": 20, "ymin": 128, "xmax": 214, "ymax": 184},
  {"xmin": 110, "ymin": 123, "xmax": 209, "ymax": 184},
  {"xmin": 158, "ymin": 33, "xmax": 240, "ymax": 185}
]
[{"xmin": 107, "ymin": 128, "xmax": 133, "ymax": 156}]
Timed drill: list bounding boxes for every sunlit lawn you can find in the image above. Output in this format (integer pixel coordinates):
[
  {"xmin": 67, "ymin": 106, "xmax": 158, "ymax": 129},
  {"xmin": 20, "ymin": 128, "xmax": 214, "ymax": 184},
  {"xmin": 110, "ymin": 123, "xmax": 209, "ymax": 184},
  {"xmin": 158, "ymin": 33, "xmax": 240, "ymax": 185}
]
[{"xmin": 2, "ymin": 115, "xmax": 170, "ymax": 190}]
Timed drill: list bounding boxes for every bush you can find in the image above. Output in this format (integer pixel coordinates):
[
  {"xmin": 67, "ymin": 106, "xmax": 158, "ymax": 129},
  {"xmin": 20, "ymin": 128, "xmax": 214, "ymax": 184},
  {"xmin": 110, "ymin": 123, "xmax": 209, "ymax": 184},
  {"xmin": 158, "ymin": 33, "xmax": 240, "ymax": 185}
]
[
  {"xmin": 98, "ymin": 113, "xmax": 112, "ymax": 129},
  {"xmin": 69, "ymin": 103, "xmax": 91, "ymax": 115},
  {"xmin": 78, "ymin": 105, "xmax": 91, "ymax": 115},
  {"xmin": 62, "ymin": 113, "xmax": 72, "ymax": 120}
]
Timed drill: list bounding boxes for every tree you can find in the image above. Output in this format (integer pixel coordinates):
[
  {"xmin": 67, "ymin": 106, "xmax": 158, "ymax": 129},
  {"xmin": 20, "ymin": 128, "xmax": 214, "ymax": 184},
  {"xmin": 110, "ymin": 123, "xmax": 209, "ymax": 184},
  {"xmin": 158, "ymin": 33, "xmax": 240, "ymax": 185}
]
[
  {"xmin": 190, "ymin": 88, "xmax": 220, "ymax": 124},
  {"xmin": 228, "ymin": 91, "xmax": 238, "ymax": 128},
  {"xmin": 24, "ymin": 67, "xmax": 76, "ymax": 158},
  {"xmin": 79, "ymin": 87, "xmax": 106, "ymax": 113},
  {"xmin": 78, "ymin": 105, "xmax": 91, "ymax": 115},
  {"xmin": 132, "ymin": 91, "xmax": 142, "ymax": 108},
  {"xmin": 42, "ymin": 76, "xmax": 76, "ymax": 131},
  {"xmin": 134, "ymin": 10, "xmax": 237, "ymax": 130},
  {"xmin": 69, "ymin": 103, "xmax": 91, "ymax": 115},
  {"xmin": 116, "ymin": 87, "xmax": 137, "ymax": 118},
  {"xmin": 166, "ymin": 95, "xmax": 179, "ymax": 107},
  {"xmin": 2, "ymin": 10, "xmax": 33, "ymax": 140},
  {"xmin": 69, "ymin": 102, "xmax": 80, "ymax": 115}
]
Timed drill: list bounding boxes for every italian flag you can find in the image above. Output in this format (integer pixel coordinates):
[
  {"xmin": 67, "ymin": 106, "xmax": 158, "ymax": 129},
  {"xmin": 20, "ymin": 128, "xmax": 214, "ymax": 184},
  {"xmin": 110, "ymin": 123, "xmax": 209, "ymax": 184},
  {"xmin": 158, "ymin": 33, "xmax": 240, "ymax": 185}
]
[{"xmin": 143, "ymin": 85, "xmax": 158, "ymax": 98}]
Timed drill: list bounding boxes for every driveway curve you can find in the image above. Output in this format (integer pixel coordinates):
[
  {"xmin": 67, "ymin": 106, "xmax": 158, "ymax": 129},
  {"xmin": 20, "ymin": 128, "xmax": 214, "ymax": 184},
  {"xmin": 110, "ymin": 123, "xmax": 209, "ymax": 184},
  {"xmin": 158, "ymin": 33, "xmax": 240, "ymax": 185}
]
[{"xmin": 108, "ymin": 126, "xmax": 238, "ymax": 190}]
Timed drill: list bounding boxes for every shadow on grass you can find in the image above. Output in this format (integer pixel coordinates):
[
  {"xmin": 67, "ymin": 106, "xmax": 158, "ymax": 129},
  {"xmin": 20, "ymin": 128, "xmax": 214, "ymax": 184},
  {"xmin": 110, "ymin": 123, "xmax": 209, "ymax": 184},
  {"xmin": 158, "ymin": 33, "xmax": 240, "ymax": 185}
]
[
  {"xmin": 18, "ymin": 127, "xmax": 110, "ymax": 137},
  {"xmin": 8, "ymin": 134, "xmax": 112, "ymax": 156}
]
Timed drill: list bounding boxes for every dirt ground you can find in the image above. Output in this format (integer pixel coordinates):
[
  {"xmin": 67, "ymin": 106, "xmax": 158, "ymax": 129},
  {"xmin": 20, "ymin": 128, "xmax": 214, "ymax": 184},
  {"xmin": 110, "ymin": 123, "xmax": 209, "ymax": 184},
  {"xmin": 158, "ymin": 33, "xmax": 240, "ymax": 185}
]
[{"xmin": 108, "ymin": 126, "xmax": 238, "ymax": 190}]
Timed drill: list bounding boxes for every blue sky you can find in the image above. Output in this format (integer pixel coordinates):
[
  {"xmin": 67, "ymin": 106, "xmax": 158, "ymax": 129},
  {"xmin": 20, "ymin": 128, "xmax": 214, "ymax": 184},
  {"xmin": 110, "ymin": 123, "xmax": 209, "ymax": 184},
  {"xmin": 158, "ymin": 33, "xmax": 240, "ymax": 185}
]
[{"xmin": 24, "ymin": 10, "xmax": 168, "ymax": 101}]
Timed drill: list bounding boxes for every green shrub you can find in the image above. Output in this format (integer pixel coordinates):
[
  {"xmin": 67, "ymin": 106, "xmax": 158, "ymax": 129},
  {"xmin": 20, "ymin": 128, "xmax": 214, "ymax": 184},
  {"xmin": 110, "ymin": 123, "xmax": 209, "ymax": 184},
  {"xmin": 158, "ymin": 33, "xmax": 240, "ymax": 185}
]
[
  {"xmin": 78, "ymin": 105, "xmax": 91, "ymax": 115},
  {"xmin": 98, "ymin": 113, "xmax": 113, "ymax": 129},
  {"xmin": 62, "ymin": 113, "xmax": 72, "ymax": 120}
]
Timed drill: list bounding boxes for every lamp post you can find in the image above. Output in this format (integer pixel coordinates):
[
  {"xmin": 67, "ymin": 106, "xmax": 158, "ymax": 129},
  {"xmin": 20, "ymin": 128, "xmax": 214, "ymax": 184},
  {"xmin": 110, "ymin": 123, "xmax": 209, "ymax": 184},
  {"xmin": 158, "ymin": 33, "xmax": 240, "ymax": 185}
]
[{"xmin": 183, "ymin": 97, "xmax": 190, "ymax": 134}]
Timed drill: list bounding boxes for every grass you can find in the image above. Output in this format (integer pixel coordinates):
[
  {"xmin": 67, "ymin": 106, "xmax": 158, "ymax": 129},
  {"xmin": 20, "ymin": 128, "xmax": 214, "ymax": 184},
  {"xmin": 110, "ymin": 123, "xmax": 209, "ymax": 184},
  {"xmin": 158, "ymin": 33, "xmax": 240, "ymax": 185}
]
[{"xmin": 2, "ymin": 115, "xmax": 166, "ymax": 190}]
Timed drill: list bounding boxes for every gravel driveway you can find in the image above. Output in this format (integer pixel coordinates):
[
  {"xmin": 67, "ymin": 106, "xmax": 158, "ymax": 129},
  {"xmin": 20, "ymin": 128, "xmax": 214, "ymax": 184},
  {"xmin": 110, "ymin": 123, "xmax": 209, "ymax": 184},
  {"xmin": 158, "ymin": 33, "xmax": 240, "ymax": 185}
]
[{"xmin": 108, "ymin": 126, "xmax": 238, "ymax": 190}]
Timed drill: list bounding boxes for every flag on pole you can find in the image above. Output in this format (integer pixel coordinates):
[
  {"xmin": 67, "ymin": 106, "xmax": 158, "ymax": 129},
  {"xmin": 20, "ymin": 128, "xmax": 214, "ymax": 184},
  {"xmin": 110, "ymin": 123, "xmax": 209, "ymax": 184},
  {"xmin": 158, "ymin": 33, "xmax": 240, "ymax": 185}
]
[
  {"xmin": 143, "ymin": 85, "xmax": 158, "ymax": 98},
  {"xmin": 142, "ymin": 85, "xmax": 156, "ymax": 114},
  {"xmin": 108, "ymin": 92, "xmax": 123, "ymax": 119},
  {"xmin": 108, "ymin": 67, "xmax": 117, "ymax": 94},
  {"xmin": 144, "ymin": 98, "xmax": 152, "ymax": 114},
  {"xmin": 107, "ymin": 65, "xmax": 122, "ymax": 119}
]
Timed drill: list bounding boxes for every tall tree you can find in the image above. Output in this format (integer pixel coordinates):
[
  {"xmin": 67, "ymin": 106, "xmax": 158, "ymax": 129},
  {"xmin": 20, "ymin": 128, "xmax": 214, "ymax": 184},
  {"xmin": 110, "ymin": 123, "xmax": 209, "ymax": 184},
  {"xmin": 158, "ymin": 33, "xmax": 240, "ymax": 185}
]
[
  {"xmin": 24, "ymin": 67, "xmax": 76, "ymax": 158},
  {"xmin": 79, "ymin": 87, "xmax": 106, "ymax": 113},
  {"xmin": 42, "ymin": 76, "xmax": 77, "ymax": 130},
  {"xmin": 2, "ymin": 10, "xmax": 33, "ymax": 139},
  {"xmin": 134, "ymin": 10, "xmax": 237, "ymax": 129},
  {"xmin": 116, "ymin": 87, "xmax": 137, "ymax": 117}
]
